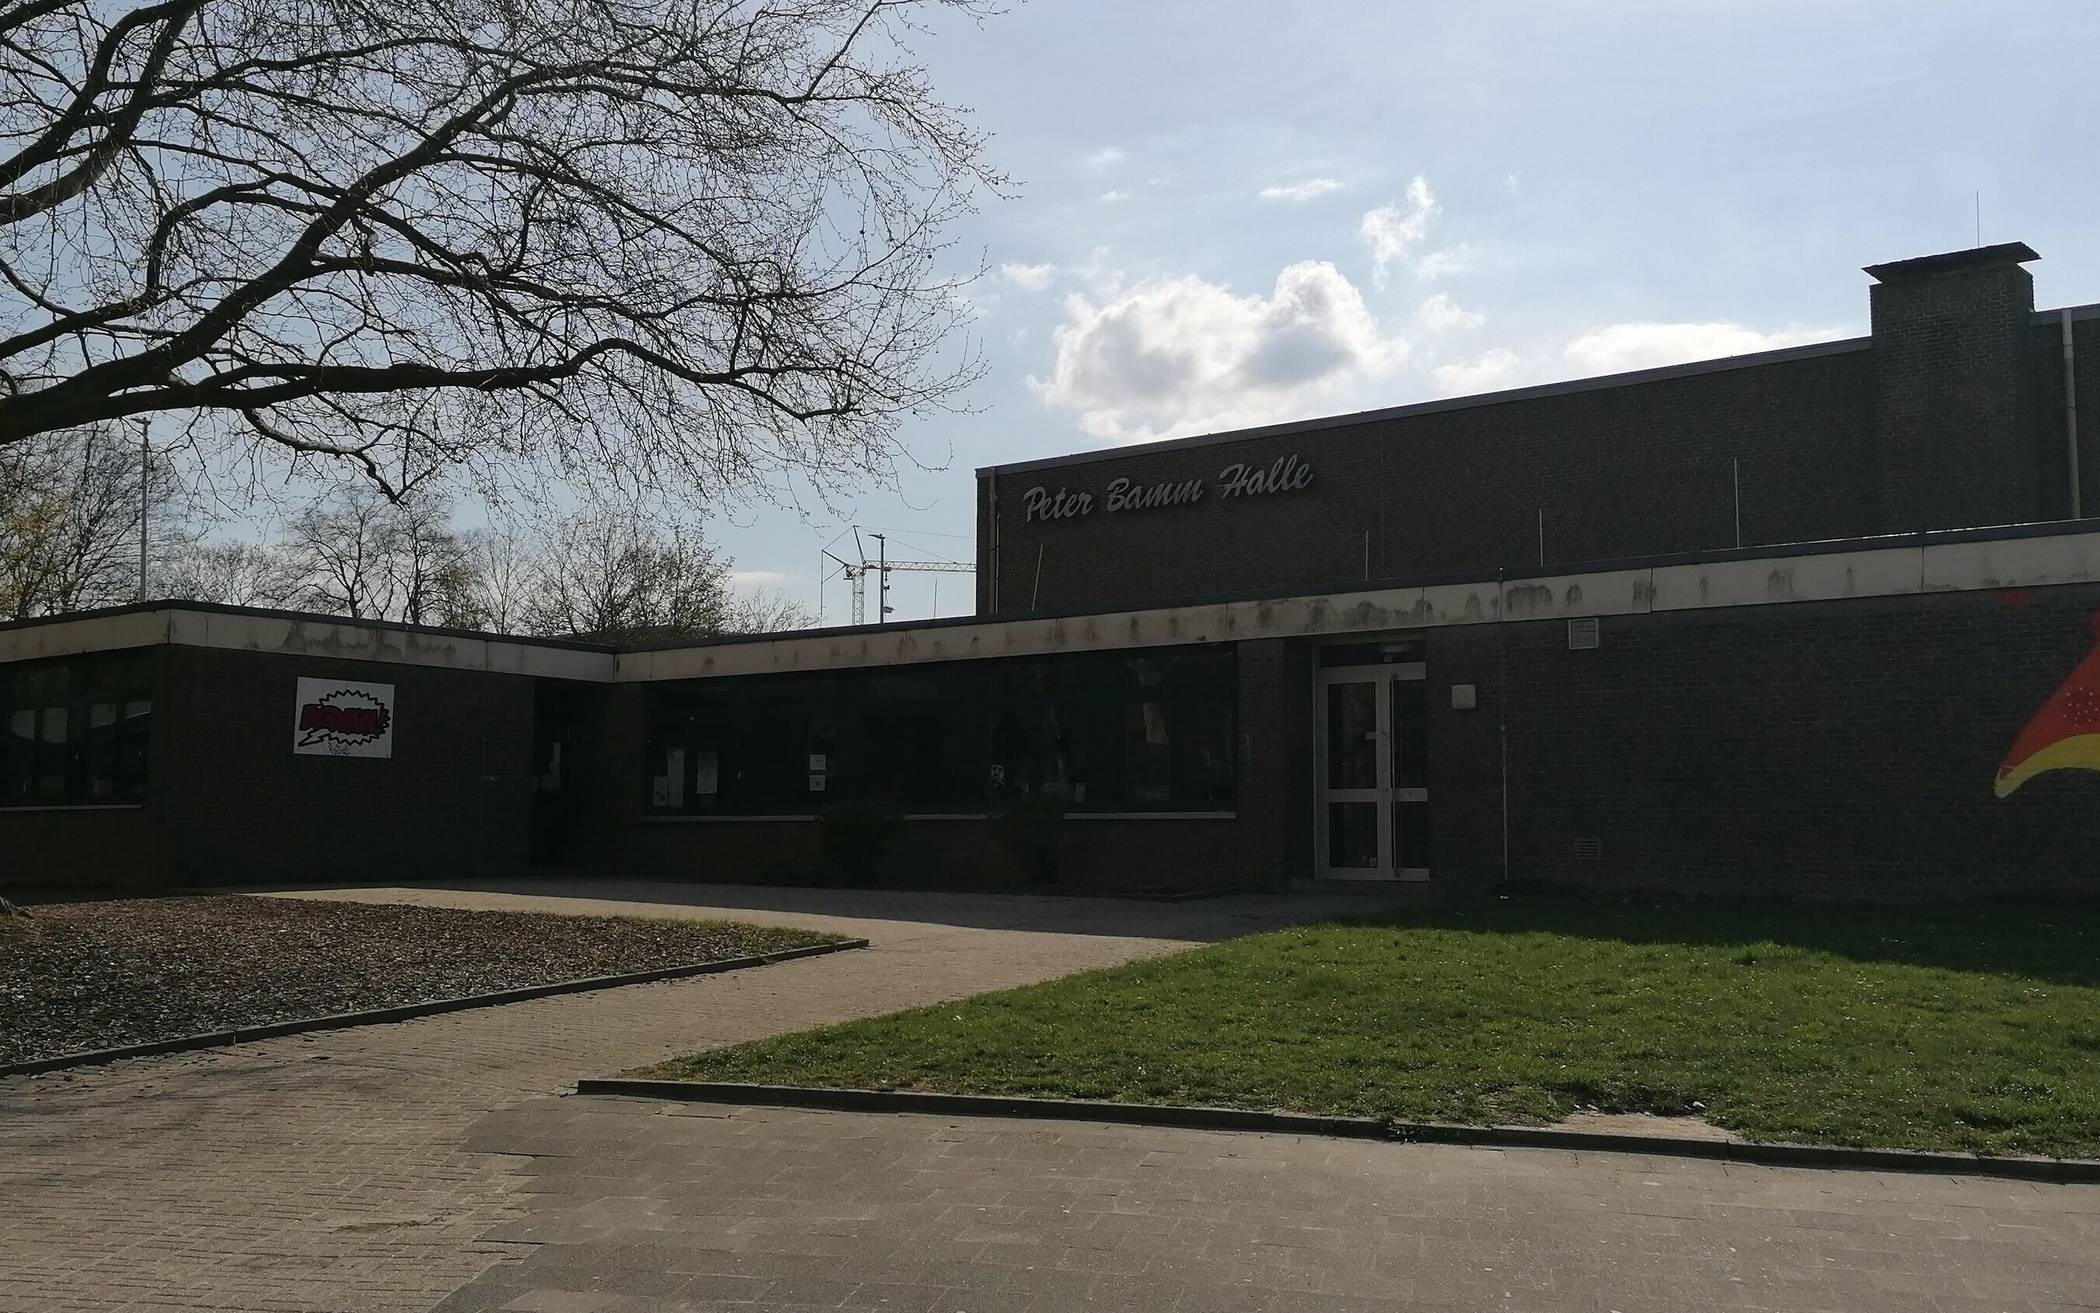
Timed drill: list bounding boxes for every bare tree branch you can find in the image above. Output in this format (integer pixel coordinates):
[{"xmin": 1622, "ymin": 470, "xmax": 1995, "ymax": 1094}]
[{"xmin": 0, "ymin": 0, "xmax": 1001, "ymax": 509}]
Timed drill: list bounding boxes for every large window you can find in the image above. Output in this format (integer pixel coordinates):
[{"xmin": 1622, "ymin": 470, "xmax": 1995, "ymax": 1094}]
[
  {"xmin": 2, "ymin": 651, "xmax": 154, "ymax": 807},
  {"xmin": 644, "ymin": 644, "xmax": 1236, "ymax": 816}
]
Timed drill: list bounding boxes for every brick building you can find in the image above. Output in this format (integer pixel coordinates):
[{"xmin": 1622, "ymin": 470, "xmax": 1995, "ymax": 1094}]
[{"xmin": 7, "ymin": 241, "xmax": 2100, "ymax": 899}]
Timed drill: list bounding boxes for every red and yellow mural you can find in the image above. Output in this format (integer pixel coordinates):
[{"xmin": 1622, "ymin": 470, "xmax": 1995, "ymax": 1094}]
[{"xmin": 1997, "ymin": 613, "xmax": 2100, "ymax": 797}]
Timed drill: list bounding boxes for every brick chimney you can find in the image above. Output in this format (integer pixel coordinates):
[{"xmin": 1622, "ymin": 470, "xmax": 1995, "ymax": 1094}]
[{"xmin": 1866, "ymin": 241, "xmax": 2042, "ymax": 532}]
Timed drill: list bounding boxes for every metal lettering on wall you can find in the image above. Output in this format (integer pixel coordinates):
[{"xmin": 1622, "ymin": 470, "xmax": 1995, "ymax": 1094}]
[{"xmin": 1020, "ymin": 454, "xmax": 1314, "ymax": 523}]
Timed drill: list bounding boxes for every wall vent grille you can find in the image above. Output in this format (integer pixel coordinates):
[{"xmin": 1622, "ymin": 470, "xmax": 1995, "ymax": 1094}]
[
  {"xmin": 1567, "ymin": 617, "xmax": 1600, "ymax": 650},
  {"xmin": 1572, "ymin": 837, "xmax": 1603, "ymax": 861}
]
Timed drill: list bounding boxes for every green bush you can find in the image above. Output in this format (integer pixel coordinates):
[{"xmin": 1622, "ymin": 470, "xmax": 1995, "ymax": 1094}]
[
  {"xmin": 817, "ymin": 801, "xmax": 902, "ymax": 886},
  {"xmin": 989, "ymin": 790, "xmax": 1068, "ymax": 887}
]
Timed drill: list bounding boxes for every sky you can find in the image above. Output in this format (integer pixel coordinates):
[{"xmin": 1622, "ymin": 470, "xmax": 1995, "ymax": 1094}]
[{"xmin": 713, "ymin": 0, "xmax": 2100, "ymax": 626}]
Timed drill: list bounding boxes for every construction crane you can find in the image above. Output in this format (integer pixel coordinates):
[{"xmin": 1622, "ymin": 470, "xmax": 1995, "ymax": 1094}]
[{"xmin": 822, "ymin": 529, "xmax": 974, "ymax": 625}]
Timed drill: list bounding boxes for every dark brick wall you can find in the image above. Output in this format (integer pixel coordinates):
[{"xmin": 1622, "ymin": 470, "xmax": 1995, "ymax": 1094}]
[
  {"xmin": 981, "ymin": 347, "xmax": 1876, "ymax": 615},
  {"xmin": 1425, "ymin": 586, "xmax": 2100, "ymax": 900},
  {"xmin": 0, "ymin": 807, "xmax": 156, "ymax": 888},
  {"xmin": 1235, "ymin": 638, "xmax": 1313, "ymax": 888},
  {"xmin": 153, "ymin": 647, "xmax": 536, "ymax": 885},
  {"xmin": 980, "ymin": 261, "xmax": 2100, "ymax": 622},
  {"xmin": 1871, "ymin": 261, "xmax": 2042, "ymax": 531},
  {"xmin": 521, "ymin": 582, "xmax": 2100, "ymax": 902},
  {"xmin": 2026, "ymin": 314, "xmax": 2100, "ymax": 522}
]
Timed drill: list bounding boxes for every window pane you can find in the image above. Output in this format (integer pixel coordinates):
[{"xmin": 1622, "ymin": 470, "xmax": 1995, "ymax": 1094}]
[
  {"xmin": 1327, "ymin": 801, "xmax": 1379, "ymax": 868},
  {"xmin": 1122, "ymin": 701, "xmax": 1171, "ymax": 805},
  {"xmin": 1325, "ymin": 682, "xmax": 1377, "ymax": 789},
  {"xmin": 642, "ymin": 643, "xmax": 1236, "ymax": 819},
  {"xmin": 1396, "ymin": 800, "xmax": 1430, "ymax": 871},
  {"xmin": 1393, "ymin": 681, "xmax": 1427, "ymax": 790},
  {"xmin": 1, "ymin": 654, "xmax": 152, "ymax": 807},
  {"xmin": 1178, "ymin": 701, "xmax": 1235, "ymax": 810},
  {"xmin": 4, "ymin": 708, "xmax": 32, "ymax": 804}
]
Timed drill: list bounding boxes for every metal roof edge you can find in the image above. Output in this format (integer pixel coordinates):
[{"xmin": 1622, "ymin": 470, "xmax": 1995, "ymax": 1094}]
[
  {"xmin": 14, "ymin": 519, "xmax": 2100, "ymax": 672},
  {"xmin": 0, "ymin": 598, "xmax": 616, "ymax": 652},
  {"xmin": 2037, "ymin": 301, "xmax": 2100, "ymax": 324},
  {"xmin": 628, "ymin": 516, "xmax": 2100, "ymax": 652}
]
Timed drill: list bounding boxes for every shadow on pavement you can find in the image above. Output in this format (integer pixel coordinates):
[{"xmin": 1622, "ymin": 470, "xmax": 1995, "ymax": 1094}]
[{"xmin": 216, "ymin": 876, "xmax": 1416, "ymax": 943}]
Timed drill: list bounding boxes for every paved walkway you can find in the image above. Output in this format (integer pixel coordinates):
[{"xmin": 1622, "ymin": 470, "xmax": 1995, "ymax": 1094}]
[
  {"xmin": 0, "ymin": 882, "xmax": 1384, "ymax": 1313},
  {"xmin": 6, "ymin": 881, "xmax": 2099, "ymax": 1313},
  {"xmin": 443, "ymin": 1097, "xmax": 2100, "ymax": 1313}
]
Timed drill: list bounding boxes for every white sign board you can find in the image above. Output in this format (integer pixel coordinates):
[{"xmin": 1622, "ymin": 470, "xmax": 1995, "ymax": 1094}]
[{"xmin": 293, "ymin": 677, "xmax": 395, "ymax": 758}]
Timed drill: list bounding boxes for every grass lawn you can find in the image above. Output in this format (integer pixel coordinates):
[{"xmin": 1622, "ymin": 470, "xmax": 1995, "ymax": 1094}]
[{"xmin": 638, "ymin": 897, "xmax": 2100, "ymax": 1159}]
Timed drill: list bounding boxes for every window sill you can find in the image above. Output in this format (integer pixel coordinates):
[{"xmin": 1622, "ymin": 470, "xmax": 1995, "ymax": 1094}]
[
  {"xmin": 0, "ymin": 803, "xmax": 146, "ymax": 812},
  {"xmin": 639, "ymin": 811, "xmax": 1239, "ymax": 823}
]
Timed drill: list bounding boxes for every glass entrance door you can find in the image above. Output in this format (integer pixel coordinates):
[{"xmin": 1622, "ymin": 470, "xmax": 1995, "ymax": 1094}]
[{"xmin": 1316, "ymin": 664, "xmax": 1430, "ymax": 880}]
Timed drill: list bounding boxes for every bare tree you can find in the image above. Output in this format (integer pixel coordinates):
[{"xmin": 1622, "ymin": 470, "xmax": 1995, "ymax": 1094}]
[
  {"xmin": 281, "ymin": 484, "xmax": 404, "ymax": 619},
  {"xmin": 723, "ymin": 585, "xmax": 815, "ymax": 634},
  {"xmin": 389, "ymin": 495, "xmax": 472, "ymax": 626},
  {"xmin": 0, "ymin": 0, "xmax": 996, "ymax": 503},
  {"xmin": 463, "ymin": 522, "xmax": 531, "ymax": 633},
  {"xmin": 156, "ymin": 539, "xmax": 298, "ymax": 607},
  {"xmin": 524, "ymin": 509, "xmax": 731, "ymax": 642},
  {"xmin": 0, "ymin": 424, "xmax": 184, "ymax": 618}
]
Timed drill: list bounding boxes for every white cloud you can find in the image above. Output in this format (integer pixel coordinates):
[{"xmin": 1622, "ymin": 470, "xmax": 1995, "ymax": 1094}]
[
  {"xmin": 1433, "ymin": 348, "xmax": 1528, "ymax": 396},
  {"xmin": 1359, "ymin": 176, "xmax": 1439, "ymax": 288},
  {"xmin": 1428, "ymin": 318, "xmax": 1850, "ymax": 399},
  {"xmin": 1412, "ymin": 244, "xmax": 1476, "ymax": 282},
  {"xmin": 1099, "ymin": 189, "xmax": 1133, "ymax": 203},
  {"xmin": 1259, "ymin": 177, "xmax": 1346, "ymax": 203},
  {"xmin": 1030, "ymin": 260, "xmax": 1409, "ymax": 444},
  {"xmin": 1085, "ymin": 145, "xmax": 1127, "ymax": 168},
  {"xmin": 1503, "ymin": 172, "xmax": 1522, "ymax": 195},
  {"xmin": 1562, "ymin": 321, "xmax": 1848, "ymax": 375},
  {"xmin": 1000, "ymin": 261, "xmax": 1056, "ymax": 291},
  {"xmin": 1416, "ymin": 292, "xmax": 1484, "ymax": 333},
  {"xmin": 729, "ymin": 569, "xmax": 790, "ymax": 588}
]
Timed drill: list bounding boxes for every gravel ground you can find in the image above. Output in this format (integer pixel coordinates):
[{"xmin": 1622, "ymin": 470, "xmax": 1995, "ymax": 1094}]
[{"xmin": 0, "ymin": 895, "xmax": 841, "ymax": 1065}]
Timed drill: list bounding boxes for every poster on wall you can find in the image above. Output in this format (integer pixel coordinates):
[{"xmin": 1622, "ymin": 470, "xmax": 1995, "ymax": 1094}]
[{"xmin": 293, "ymin": 677, "xmax": 395, "ymax": 758}]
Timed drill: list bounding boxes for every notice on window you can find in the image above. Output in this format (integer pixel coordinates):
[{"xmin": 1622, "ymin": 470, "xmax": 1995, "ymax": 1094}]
[
  {"xmin": 666, "ymin": 748, "xmax": 686, "ymax": 809},
  {"xmin": 809, "ymin": 773, "xmax": 827, "ymax": 792},
  {"xmin": 693, "ymin": 749, "xmax": 720, "ymax": 796}
]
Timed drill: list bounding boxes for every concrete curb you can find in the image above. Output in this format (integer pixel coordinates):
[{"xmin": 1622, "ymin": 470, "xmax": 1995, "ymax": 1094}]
[
  {"xmin": 571, "ymin": 1078, "xmax": 2100, "ymax": 1185},
  {"xmin": 0, "ymin": 938, "xmax": 867, "ymax": 1079}
]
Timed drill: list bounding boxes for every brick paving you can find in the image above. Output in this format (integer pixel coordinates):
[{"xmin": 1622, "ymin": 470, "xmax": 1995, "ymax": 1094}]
[
  {"xmin": 441, "ymin": 1097, "xmax": 2100, "ymax": 1313},
  {"xmin": 0, "ymin": 883, "xmax": 1381, "ymax": 1313},
  {"xmin": 5, "ymin": 881, "xmax": 2098, "ymax": 1313}
]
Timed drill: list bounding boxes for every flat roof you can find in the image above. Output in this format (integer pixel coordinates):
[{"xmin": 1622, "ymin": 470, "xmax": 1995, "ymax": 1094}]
[{"xmin": 1864, "ymin": 241, "xmax": 2040, "ymax": 281}]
